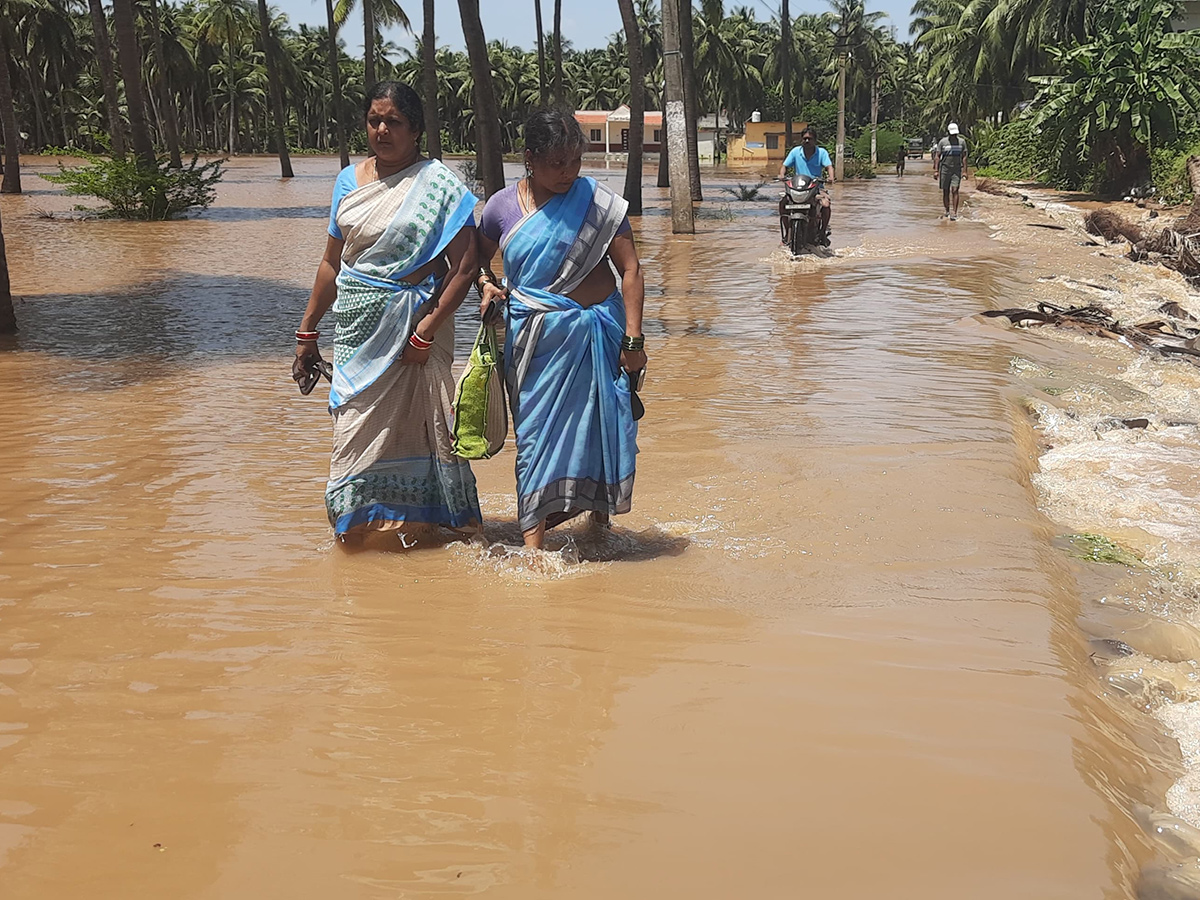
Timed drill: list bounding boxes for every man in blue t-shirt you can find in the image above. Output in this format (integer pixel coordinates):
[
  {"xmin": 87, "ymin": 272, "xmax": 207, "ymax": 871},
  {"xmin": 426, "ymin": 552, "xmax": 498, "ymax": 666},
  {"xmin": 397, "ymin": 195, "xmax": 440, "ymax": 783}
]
[{"xmin": 777, "ymin": 127, "xmax": 835, "ymax": 245}]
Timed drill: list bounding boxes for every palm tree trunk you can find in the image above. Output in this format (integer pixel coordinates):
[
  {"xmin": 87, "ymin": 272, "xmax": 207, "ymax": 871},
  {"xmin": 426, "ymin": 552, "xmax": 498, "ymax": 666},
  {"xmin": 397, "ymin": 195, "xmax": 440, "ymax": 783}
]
[
  {"xmin": 552, "ymin": 0, "xmax": 563, "ymax": 104},
  {"xmin": 421, "ymin": 0, "xmax": 442, "ymax": 160},
  {"xmin": 256, "ymin": 0, "xmax": 294, "ymax": 176},
  {"xmin": 617, "ymin": 0, "xmax": 643, "ymax": 215},
  {"xmin": 111, "ymin": 0, "xmax": 157, "ymax": 164},
  {"xmin": 363, "ymin": 0, "xmax": 376, "ymax": 88},
  {"xmin": 0, "ymin": 26, "xmax": 22, "ymax": 193},
  {"xmin": 679, "ymin": 0, "xmax": 701, "ymax": 200},
  {"xmin": 534, "ymin": 0, "xmax": 547, "ymax": 106},
  {"xmin": 0, "ymin": 204, "xmax": 14, "ymax": 333},
  {"xmin": 148, "ymin": 0, "xmax": 183, "ymax": 167},
  {"xmin": 781, "ymin": 0, "xmax": 791, "ymax": 151},
  {"xmin": 52, "ymin": 56, "xmax": 71, "ymax": 148},
  {"xmin": 15, "ymin": 41, "xmax": 47, "ymax": 149},
  {"xmin": 457, "ymin": 0, "xmax": 504, "ymax": 197},
  {"xmin": 835, "ymin": 52, "xmax": 846, "ymax": 181},
  {"xmin": 869, "ymin": 72, "xmax": 878, "ymax": 167},
  {"xmin": 324, "ymin": 0, "xmax": 350, "ymax": 168},
  {"xmin": 657, "ymin": 111, "xmax": 669, "ymax": 188},
  {"xmin": 87, "ymin": 0, "xmax": 128, "ymax": 156},
  {"xmin": 661, "ymin": 0, "xmax": 693, "ymax": 233},
  {"xmin": 227, "ymin": 24, "xmax": 236, "ymax": 154}
]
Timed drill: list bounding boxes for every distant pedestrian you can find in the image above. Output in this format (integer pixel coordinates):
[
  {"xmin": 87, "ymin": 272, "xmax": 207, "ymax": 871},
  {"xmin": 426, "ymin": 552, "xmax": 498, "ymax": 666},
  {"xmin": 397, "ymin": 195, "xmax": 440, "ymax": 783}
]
[
  {"xmin": 895, "ymin": 143, "xmax": 906, "ymax": 176},
  {"xmin": 934, "ymin": 123, "xmax": 968, "ymax": 219}
]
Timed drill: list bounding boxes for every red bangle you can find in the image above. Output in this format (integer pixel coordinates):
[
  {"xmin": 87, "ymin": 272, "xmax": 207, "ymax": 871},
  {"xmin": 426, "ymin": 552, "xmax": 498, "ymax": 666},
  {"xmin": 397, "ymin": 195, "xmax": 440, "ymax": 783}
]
[
  {"xmin": 408, "ymin": 332, "xmax": 432, "ymax": 350},
  {"xmin": 295, "ymin": 330, "xmax": 320, "ymax": 340}
]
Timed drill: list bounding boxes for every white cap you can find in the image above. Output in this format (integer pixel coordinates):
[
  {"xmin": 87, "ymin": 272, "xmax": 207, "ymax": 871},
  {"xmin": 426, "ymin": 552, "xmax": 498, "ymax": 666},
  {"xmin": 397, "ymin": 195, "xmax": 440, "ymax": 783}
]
[{"xmin": 948, "ymin": 122, "xmax": 960, "ymax": 135}]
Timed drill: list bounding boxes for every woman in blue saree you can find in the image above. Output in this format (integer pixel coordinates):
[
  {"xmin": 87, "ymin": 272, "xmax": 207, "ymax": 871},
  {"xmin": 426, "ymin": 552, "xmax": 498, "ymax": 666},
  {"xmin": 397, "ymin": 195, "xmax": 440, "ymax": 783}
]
[
  {"xmin": 293, "ymin": 82, "xmax": 482, "ymax": 543},
  {"xmin": 478, "ymin": 109, "xmax": 647, "ymax": 550}
]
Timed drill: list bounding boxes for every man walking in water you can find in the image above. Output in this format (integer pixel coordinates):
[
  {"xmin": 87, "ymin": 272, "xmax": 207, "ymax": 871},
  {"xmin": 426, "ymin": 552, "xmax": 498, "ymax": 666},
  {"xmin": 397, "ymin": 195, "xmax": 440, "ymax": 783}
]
[
  {"xmin": 933, "ymin": 123, "xmax": 968, "ymax": 219},
  {"xmin": 895, "ymin": 142, "xmax": 906, "ymax": 176},
  {"xmin": 778, "ymin": 127, "xmax": 835, "ymax": 246}
]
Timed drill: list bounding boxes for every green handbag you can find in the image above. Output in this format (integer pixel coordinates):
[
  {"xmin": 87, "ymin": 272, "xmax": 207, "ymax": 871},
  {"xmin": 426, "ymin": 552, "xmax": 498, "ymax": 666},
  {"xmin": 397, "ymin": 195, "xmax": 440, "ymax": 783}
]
[{"xmin": 451, "ymin": 323, "xmax": 507, "ymax": 459}]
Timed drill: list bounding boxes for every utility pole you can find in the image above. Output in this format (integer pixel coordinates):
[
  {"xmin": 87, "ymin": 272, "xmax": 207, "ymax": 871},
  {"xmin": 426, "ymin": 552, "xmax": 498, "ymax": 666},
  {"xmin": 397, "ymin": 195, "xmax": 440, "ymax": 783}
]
[
  {"xmin": 781, "ymin": 0, "xmax": 792, "ymax": 151},
  {"xmin": 836, "ymin": 49, "xmax": 847, "ymax": 182},
  {"xmin": 660, "ymin": 0, "xmax": 694, "ymax": 233}
]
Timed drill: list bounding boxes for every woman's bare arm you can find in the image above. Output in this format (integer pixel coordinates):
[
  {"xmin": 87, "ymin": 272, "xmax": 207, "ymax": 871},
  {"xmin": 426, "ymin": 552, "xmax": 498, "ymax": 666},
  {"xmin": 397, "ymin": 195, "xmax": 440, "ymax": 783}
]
[
  {"xmin": 400, "ymin": 226, "xmax": 479, "ymax": 364},
  {"xmin": 294, "ymin": 235, "xmax": 345, "ymax": 371},
  {"xmin": 608, "ymin": 232, "xmax": 647, "ymax": 372},
  {"xmin": 477, "ymin": 232, "xmax": 508, "ymax": 321}
]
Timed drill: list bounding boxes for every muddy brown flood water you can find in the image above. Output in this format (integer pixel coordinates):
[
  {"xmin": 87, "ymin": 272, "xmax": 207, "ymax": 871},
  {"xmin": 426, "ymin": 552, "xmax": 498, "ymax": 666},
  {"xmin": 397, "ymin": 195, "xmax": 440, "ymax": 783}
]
[{"xmin": 3, "ymin": 156, "xmax": 1200, "ymax": 898}]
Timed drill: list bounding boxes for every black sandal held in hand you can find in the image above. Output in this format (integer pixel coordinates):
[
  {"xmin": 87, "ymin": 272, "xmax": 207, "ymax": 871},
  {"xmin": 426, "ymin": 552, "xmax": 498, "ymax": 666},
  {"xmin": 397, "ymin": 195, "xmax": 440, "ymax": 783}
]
[
  {"xmin": 626, "ymin": 368, "xmax": 645, "ymax": 421},
  {"xmin": 294, "ymin": 359, "xmax": 334, "ymax": 395}
]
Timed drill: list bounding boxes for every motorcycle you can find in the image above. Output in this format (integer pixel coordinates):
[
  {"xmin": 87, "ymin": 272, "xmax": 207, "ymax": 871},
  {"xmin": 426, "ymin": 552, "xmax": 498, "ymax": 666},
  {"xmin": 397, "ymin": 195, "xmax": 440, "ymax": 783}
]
[{"xmin": 778, "ymin": 174, "xmax": 830, "ymax": 256}]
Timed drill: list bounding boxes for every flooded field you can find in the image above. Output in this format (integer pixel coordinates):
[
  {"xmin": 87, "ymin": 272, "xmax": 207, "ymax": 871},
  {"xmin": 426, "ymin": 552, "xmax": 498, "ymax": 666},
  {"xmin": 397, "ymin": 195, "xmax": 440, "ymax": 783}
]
[{"xmin": 2, "ymin": 155, "xmax": 1200, "ymax": 897}]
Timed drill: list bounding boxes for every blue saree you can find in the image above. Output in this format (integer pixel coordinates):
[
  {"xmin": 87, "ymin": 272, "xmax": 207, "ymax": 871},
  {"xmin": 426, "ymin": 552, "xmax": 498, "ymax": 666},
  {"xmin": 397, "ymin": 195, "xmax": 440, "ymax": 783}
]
[
  {"xmin": 501, "ymin": 177, "xmax": 638, "ymax": 532},
  {"xmin": 324, "ymin": 159, "xmax": 482, "ymax": 536}
]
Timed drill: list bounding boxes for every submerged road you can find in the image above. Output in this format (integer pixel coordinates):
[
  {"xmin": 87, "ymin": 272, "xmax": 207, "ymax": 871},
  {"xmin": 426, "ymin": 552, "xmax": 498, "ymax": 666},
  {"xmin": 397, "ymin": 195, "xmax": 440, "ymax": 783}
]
[{"xmin": 0, "ymin": 157, "xmax": 1160, "ymax": 897}]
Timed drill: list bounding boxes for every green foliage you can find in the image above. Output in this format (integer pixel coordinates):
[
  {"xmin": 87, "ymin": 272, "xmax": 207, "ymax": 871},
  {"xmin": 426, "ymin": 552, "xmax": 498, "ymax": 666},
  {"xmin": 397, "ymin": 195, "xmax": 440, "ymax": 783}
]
[
  {"xmin": 721, "ymin": 181, "xmax": 772, "ymax": 200},
  {"xmin": 842, "ymin": 159, "xmax": 877, "ymax": 179},
  {"xmin": 799, "ymin": 100, "xmax": 839, "ymax": 145},
  {"xmin": 852, "ymin": 128, "xmax": 905, "ymax": 162},
  {"xmin": 1150, "ymin": 142, "xmax": 1200, "ymax": 206},
  {"xmin": 42, "ymin": 155, "xmax": 225, "ymax": 220},
  {"xmin": 1031, "ymin": 0, "xmax": 1200, "ymax": 192},
  {"xmin": 972, "ymin": 116, "xmax": 1052, "ymax": 181}
]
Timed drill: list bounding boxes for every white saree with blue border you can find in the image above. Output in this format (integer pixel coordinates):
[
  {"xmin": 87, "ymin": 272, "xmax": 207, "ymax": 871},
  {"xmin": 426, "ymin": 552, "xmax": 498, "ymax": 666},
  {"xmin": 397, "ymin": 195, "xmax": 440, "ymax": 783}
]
[
  {"xmin": 324, "ymin": 159, "xmax": 482, "ymax": 535},
  {"xmin": 501, "ymin": 176, "xmax": 639, "ymax": 532}
]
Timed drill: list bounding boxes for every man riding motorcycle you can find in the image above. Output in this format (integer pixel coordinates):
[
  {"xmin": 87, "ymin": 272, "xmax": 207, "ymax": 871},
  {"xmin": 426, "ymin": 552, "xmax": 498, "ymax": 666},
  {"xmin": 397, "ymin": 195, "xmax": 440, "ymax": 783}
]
[{"xmin": 777, "ymin": 127, "xmax": 835, "ymax": 247}]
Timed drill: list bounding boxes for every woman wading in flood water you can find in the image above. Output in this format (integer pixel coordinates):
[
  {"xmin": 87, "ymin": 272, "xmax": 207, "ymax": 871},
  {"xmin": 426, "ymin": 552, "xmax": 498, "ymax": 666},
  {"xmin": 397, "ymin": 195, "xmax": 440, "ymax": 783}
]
[
  {"xmin": 477, "ymin": 108, "xmax": 647, "ymax": 550},
  {"xmin": 293, "ymin": 81, "xmax": 482, "ymax": 543}
]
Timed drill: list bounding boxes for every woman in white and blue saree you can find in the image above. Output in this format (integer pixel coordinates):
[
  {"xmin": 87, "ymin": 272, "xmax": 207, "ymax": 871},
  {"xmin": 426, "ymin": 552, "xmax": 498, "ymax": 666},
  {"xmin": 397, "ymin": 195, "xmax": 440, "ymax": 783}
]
[
  {"xmin": 477, "ymin": 109, "xmax": 647, "ymax": 550},
  {"xmin": 294, "ymin": 82, "xmax": 482, "ymax": 542}
]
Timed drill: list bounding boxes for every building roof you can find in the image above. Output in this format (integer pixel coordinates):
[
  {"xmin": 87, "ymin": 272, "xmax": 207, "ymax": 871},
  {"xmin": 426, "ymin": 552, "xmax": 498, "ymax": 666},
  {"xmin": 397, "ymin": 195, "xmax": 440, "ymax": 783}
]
[{"xmin": 574, "ymin": 106, "xmax": 664, "ymax": 126}]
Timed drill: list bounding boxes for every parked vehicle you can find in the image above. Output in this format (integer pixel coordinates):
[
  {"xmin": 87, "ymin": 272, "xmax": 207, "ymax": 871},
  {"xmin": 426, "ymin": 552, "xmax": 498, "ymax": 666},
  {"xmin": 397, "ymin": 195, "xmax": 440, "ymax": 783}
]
[{"xmin": 906, "ymin": 138, "xmax": 925, "ymax": 159}]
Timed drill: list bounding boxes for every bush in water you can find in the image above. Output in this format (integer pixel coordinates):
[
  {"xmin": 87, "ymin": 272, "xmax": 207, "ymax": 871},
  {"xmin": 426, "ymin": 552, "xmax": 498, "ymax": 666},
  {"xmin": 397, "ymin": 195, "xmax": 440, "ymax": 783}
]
[{"xmin": 42, "ymin": 155, "xmax": 224, "ymax": 220}]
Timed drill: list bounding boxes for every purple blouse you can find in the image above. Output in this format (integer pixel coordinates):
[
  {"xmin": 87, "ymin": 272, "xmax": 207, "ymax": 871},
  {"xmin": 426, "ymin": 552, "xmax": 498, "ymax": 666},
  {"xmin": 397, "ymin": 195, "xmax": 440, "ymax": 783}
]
[{"xmin": 480, "ymin": 183, "xmax": 632, "ymax": 246}]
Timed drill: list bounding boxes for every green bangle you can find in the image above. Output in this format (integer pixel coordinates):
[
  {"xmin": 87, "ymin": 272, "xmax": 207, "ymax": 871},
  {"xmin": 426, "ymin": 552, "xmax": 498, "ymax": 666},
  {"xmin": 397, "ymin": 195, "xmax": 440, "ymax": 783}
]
[{"xmin": 621, "ymin": 335, "xmax": 645, "ymax": 351}]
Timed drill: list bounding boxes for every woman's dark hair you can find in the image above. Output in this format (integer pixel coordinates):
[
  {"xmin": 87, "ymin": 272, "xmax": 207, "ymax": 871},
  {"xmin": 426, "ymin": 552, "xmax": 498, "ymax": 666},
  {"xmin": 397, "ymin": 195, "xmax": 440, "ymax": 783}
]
[
  {"xmin": 801, "ymin": 127, "xmax": 817, "ymax": 141},
  {"xmin": 524, "ymin": 107, "xmax": 587, "ymax": 160},
  {"xmin": 363, "ymin": 81, "xmax": 424, "ymax": 136}
]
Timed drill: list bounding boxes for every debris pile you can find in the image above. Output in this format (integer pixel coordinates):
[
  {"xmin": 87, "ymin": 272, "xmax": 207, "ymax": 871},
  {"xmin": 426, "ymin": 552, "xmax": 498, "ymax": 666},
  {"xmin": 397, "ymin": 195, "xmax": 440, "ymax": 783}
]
[
  {"xmin": 1084, "ymin": 157, "xmax": 1200, "ymax": 284},
  {"xmin": 982, "ymin": 300, "xmax": 1200, "ymax": 366}
]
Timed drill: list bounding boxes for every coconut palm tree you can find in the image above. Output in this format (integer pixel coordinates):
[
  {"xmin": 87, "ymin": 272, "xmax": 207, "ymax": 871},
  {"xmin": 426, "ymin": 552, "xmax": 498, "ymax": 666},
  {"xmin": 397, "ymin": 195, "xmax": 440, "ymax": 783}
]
[
  {"xmin": 0, "ymin": 206, "xmax": 13, "ymax": 333},
  {"xmin": 679, "ymin": 0, "xmax": 701, "ymax": 199},
  {"xmin": 552, "ymin": 0, "xmax": 563, "ymax": 103},
  {"xmin": 457, "ymin": 0, "xmax": 503, "ymax": 195},
  {"xmin": 333, "ymin": 0, "xmax": 409, "ymax": 89},
  {"xmin": 196, "ymin": 0, "xmax": 254, "ymax": 154},
  {"xmin": 421, "ymin": 0, "xmax": 440, "ymax": 158},
  {"xmin": 0, "ymin": 20, "xmax": 22, "ymax": 193},
  {"xmin": 147, "ymin": 0, "xmax": 183, "ymax": 166},
  {"xmin": 323, "ymin": 0, "xmax": 350, "ymax": 167},
  {"xmin": 617, "ymin": 0, "xmax": 644, "ymax": 214},
  {"xmin": 534, "ymin": 0, "xmax": 547, "ymax": 105},
  {"xmin": 111, "ymin": 0, "xmax": 156, "ymax": 163},
  {"xmin": 828, "ymin": 0, "xmax": 883, "ymax": 177},
  {"xmin": 86, "ymin": 0, "xmax": 126, "ymax": 155},
  {"xmin": 255, "ymin": 0, "xmax": 293, "ymax": 175}
]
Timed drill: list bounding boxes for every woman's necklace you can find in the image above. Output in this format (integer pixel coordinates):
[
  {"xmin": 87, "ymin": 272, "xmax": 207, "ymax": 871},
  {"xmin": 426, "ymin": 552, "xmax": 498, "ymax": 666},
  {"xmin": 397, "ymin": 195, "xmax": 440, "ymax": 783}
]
[{"xmin": 520, "ymin": 176, "xmax": 543, "ymax": 213}]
